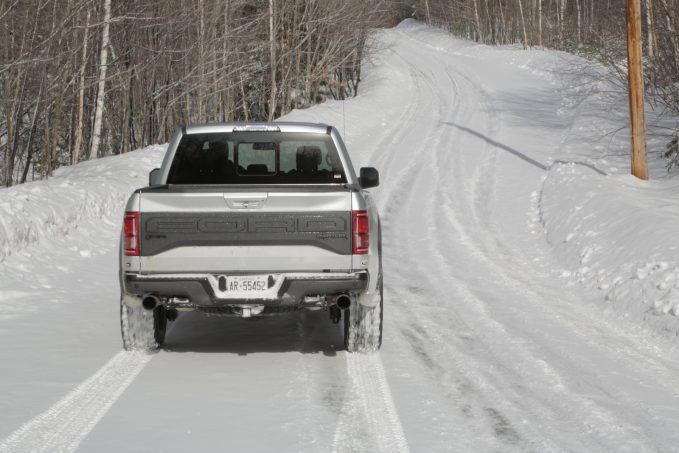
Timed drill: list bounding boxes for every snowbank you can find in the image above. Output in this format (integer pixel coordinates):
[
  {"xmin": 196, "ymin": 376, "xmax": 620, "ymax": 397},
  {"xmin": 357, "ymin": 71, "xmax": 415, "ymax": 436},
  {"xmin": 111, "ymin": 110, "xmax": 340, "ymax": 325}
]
[
  {"xmin": 537, "ymin": 164, "xmax": 679, "ymax": 333},
  {"xmin": 400, "ymin": 19, "xmax": 679, "ymax": 336},
  {"xmin": 0, "ymin": 146, "xmax": 165, "ymax": 262}
]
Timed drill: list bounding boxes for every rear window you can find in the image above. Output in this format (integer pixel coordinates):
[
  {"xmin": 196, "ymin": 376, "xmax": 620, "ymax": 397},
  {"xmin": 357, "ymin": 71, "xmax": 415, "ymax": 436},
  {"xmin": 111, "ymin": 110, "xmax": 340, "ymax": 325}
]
[{"xmin": 166, "ymin": 132, "xmax": 347, "ymax": 184}]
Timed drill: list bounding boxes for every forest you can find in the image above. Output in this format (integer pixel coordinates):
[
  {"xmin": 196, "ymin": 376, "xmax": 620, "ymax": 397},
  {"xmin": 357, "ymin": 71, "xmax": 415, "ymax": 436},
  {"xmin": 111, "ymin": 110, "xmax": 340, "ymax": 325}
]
[{"xmin": 1, "ymin": 0, "xmax": 678, "ymax": 186}]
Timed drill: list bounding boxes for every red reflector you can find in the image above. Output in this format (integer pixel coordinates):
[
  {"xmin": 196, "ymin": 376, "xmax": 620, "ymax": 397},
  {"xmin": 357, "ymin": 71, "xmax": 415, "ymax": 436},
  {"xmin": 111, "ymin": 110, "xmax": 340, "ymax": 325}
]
[
  {"xmin": 352, "ymin": 210, "xmax": 369, "ymax": 255},
  {"xmin": 123, "ymin": 212, "xmax": 140, "ymax": 256}
]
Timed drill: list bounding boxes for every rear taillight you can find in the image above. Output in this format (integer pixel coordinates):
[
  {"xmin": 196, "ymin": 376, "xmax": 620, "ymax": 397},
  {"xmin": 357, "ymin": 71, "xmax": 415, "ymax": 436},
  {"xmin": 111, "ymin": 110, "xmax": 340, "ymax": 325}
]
[
  {"xmin": 123, "ymin": 212, "xmax": 140, "ymax": 256},
  {"xmin": 352, "ymin": 210, "xmax": 369, "ymax": 255}
]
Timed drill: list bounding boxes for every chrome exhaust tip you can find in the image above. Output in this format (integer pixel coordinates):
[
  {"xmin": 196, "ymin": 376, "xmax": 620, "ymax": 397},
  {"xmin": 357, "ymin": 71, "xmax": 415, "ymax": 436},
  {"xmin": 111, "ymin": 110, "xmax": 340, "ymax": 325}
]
[
  {"xmin": 142, "ymin": 295, "xmax": 159, "ymax": 311},
  {"xmin": 335, "ymin": 294, "xmax": 351, "ymax": 310}
]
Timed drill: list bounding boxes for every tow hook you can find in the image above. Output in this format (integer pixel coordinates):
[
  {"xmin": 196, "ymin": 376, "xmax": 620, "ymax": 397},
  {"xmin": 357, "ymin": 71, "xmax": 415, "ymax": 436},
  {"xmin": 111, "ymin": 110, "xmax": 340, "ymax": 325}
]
[{"xmin": 235, "ymin": 305, "xmax": 265, "ymax": 318}]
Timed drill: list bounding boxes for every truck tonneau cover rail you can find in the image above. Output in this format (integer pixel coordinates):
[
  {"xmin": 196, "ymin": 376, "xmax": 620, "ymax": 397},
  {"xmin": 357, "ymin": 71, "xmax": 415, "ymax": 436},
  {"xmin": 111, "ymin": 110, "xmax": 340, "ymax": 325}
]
[
  {"xmin": 184, "ymin": 121, "xmax": 332, "ymax": 135},
  {"xmin": 136, "ymin": 184, "xmax": 354, "ymax": 194}
]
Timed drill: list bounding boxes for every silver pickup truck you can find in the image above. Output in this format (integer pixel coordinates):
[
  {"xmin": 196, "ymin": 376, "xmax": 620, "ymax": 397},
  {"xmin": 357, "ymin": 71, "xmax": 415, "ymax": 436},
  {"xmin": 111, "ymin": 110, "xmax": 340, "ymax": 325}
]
[{"xmin": 119, "ymin": 122, "xmax": 382, "ymax": 353}]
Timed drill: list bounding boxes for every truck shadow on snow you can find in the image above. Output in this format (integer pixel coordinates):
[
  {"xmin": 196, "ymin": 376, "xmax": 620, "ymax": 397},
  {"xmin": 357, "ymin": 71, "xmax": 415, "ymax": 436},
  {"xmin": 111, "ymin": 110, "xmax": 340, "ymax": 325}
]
[{"xmin": 161, "ymin": 310, "xmax": 345, "ymax": 356}]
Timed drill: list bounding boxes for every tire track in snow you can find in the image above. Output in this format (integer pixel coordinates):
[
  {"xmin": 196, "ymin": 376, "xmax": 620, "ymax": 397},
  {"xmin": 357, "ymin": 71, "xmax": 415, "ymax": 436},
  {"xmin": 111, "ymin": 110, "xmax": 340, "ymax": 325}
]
[
  {"xmin": 381, "ymin": 57, "xmax": 535, "ymax": 448},
  {"xmin": 429, "ymin": 54, "xmax": 649, "ymax": 451},
  {"xmin": 382, "ymin": 31, "xmax": 627, "ymax": 450},
  {"xmin": 0, "ymin": 351, "xmax": 151, "ymax": 453},
  {"xmin": 331, "ymin": 354, "xmax": 409, "ymax": 453},
  {"xmin": 389, "ymin": 29, "xmax": 663, "ymax": 451},
  {"xmin": 325, "ymin": 43, "xmax": 416, "ymax": 453}
]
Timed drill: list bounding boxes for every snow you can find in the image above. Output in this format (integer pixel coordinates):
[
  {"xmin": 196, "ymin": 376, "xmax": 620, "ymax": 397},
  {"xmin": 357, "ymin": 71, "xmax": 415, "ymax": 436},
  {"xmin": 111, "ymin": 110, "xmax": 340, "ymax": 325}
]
[
  {"xmin": 539, "ymin": 164, "xmax": 679, "ymax": 334},
  {"xmin": 0, "ymin": 148, "xmax": 165, "ymax": 264},
  {"xmin": 1, "ymin": 19, "xmax": 679, "ymax": 452}
]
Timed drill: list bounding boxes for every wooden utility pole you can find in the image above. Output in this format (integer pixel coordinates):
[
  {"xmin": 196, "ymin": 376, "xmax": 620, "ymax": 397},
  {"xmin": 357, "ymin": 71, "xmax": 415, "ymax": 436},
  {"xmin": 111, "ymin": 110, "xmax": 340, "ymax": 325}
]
[{"xmin": 627, "ymin": 0, "xmax": 649, "ymax": 180}]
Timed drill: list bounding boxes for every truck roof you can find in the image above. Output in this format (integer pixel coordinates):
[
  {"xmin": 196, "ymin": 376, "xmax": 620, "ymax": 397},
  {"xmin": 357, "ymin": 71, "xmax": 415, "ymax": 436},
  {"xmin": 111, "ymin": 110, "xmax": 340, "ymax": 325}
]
[{"xmin": 183, "ymin": 122, "xmax": 332, "ymax": 135}]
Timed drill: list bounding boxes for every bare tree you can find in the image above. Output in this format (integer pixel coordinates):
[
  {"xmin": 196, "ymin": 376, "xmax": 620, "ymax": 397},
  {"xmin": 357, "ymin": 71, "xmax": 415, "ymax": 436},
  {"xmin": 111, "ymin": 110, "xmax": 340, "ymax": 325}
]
[
  {"xmin": 72, "ymin": 6, "xmax": 91, "ymax": 165},
  {"xmin": 89, "ymin": 0, "xmax": 111, "ymax": 160},
  {"xmin": 413, "ymin": 0, "xmax": 679, "ymax": 168},
  {"xmin": 0, "ymin": 0, "xmax": 395, "ymax": 185}
]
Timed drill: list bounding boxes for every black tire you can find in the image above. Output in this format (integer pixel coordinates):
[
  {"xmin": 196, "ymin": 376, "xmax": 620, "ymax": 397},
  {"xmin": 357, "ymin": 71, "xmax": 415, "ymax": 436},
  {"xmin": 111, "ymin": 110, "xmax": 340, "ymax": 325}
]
[
  {"xmin": 344, "ymin": 276, "xmax": 383, "ymax": 353},
  {"xmin": 120, "ymin": 297, "xmax": 166, "ymax": 351}
]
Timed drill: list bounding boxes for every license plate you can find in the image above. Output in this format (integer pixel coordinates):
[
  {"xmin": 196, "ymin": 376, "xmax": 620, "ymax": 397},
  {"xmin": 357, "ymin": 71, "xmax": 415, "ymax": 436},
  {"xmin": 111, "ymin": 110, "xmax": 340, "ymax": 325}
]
[{"xmin": 225, "ymin": 275, "xmax": 269, "ymax": 292}]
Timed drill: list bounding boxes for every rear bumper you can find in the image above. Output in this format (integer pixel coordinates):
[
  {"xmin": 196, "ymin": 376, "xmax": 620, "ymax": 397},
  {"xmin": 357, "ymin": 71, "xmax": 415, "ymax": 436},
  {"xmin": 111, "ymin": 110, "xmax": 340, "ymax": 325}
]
[{"xmin": 122, "ymin": 271, "xmax": 368, "ymax": 307}]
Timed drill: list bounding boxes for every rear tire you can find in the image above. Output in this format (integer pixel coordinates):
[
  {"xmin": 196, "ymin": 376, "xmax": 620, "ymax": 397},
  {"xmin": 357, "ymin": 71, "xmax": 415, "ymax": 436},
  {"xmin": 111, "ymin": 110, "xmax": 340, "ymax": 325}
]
[
  {"xmin": 121, "ymin": 297, "xmax": 166, "ymax": 351},
  {"xmin": 344, "ymin": 278, "xmax": 383, "ymax": 353}
]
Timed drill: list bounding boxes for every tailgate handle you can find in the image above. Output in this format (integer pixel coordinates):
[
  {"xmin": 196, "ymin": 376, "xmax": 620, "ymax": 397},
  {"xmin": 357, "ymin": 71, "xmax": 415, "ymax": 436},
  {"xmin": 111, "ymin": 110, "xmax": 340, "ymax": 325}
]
[{"xmin": 224, "ymin": 193, "xmax": 268, "ymax": 209}]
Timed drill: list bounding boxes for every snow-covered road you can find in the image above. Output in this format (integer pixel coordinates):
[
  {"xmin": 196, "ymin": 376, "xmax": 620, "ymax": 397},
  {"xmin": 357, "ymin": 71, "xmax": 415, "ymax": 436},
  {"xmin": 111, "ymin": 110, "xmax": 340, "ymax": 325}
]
[{"xmin": 2, "ymin": 21, "xmax": 679, "ymax": 452}]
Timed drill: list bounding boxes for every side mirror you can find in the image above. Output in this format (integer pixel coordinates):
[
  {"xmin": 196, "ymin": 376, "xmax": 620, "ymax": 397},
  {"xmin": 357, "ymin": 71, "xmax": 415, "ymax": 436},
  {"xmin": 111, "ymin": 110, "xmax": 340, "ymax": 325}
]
[
  {"xmin": 149, "ymin": 168, "xmax": 161, "ymax": 186},
  {"xmin": 359, "ymin": 167, "xmax": 379, "ymax": 189}
]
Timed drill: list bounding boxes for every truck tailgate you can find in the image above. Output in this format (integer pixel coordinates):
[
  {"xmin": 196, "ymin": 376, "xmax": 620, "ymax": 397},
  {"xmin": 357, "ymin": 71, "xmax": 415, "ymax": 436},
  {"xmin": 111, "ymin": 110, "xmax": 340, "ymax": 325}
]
[{"xmin": 138, "ymin": 188, "xmax": 353, "ymax": 273}]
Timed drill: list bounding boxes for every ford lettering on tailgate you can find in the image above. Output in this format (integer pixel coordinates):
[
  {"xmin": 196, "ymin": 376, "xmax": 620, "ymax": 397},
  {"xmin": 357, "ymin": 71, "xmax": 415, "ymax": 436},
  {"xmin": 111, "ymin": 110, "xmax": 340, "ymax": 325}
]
[{"xmin": 140, "ymin": 212, "xmax": 351, "ymax": 256}]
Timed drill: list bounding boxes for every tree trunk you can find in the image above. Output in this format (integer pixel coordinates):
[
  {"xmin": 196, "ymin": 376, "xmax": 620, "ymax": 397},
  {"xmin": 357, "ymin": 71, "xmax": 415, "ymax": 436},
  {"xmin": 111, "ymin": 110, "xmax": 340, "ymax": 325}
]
[
  {"xmin": 20, "ymin": 83, "xmax": 43, "ymax": 184},
  {"xmin": 72, "ymin": 7, "xmax": 90, "ymax": 165},
  {"xmin": 645, "ymin": 0, "xmax": 657, "ymax": 97},
  {"xmin": 268, "ymin": 0, "xmax": 277, "ymax": 121},
  {"xmin": 575, "ymin": 0, "xmax": 582, "ymax": 45},
  {"xmin": 197, "ymin": 0, "xmax": 205, "ymax": 123},
  {"xmin": 646, "ymin": 0, "xmax": 654, "ymax": 59},
  {"xmin": 559, "ymin": 0, "xmax": 567, "ymax": 44},
  {"xmin": 89, "ymin": 0, "xmax": 111, "ymax": 160},
  {"xmin": 122, "ymin": 65, "xmax": 131, "ymax": 154},
  {"xmin": 240, "ymin": 72, "xmax": 249, "ymax": 121},
  {"xmin": 222, "ymin": 0, "xmax": 231, "ymax": 121},
  {"xmin": 538, "ymin": 0, "xmax": 543, "ymax": 46},
  {"xmin": 518, "ymin": 0, "xmax": 529, "ymax": 48},
  {"xmin": 472, "ymin": 0, "xmax": 483, "ymax": 42}
]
